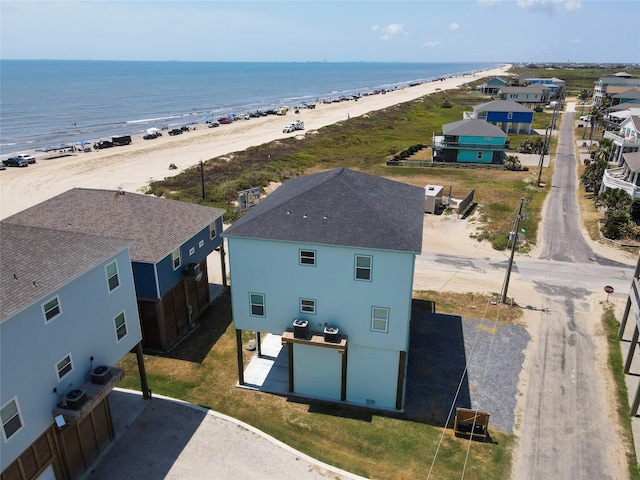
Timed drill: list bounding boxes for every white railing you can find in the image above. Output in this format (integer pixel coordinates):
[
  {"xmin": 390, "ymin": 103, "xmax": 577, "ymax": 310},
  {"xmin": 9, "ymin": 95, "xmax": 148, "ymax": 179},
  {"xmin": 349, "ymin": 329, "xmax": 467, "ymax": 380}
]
[
  {"xmin": 605, "ymin": 130, "xmax": 640, "ymax": 146},
  {"xmin": 603, "ymin": 168, "xmax": 640, "ymax": 198}
]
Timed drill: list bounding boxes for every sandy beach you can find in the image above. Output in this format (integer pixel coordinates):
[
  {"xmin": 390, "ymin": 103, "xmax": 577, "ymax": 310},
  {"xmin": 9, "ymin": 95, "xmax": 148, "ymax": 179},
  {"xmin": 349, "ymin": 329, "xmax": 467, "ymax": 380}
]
[{"xmin": 0, "ymin": 64, "xmax": 510, "ymax": 220}]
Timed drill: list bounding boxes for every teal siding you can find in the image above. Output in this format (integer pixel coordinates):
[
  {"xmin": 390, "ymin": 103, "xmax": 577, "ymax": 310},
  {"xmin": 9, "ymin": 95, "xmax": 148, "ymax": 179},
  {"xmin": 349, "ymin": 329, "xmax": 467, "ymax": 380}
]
[
  {"xmin": 346, "ymin": 345, "xmax": 399, "ymax": 408},
  {"xmin": 294, "ymin": 344, "xmax": 342, "ymax": 400}
]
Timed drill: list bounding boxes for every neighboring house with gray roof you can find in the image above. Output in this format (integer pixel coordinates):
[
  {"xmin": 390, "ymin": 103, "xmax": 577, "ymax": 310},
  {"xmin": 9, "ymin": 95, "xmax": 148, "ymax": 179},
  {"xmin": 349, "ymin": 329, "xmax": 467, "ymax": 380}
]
[
  {"xmin": 223, "ymin": 168, "xmax": 424, "ymax": 410},
  {"xmin": 604, "ymin": 115, "xmax": 640, "ymax": 166},
  {"xmin": 601, "ymin": 151, "xmax": 640, "ymax": 200},
  {"xmin": 432, "ymin": 118, "xmax": 508, "ymax": 164},
  {"xmin": 464, "ymin": 99, "xmax": 535, "ymax": 134},
  {"xmin": 1, "ymin": 222, "xmax": 144, "ymax": 479},
  {"xmin": 3, "ymin": 188, "xmax": 226, "ymax": 352},
  {"xmin": 498, "ymin": 85, "xmax": 548, "ymax": 105}
]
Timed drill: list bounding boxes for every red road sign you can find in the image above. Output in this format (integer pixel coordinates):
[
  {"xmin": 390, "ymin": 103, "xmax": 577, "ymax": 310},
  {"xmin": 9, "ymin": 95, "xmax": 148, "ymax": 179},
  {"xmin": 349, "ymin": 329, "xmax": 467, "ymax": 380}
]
[{"xmin": 604, "ymin": 285, "xmax": 614, "ymax": 294}]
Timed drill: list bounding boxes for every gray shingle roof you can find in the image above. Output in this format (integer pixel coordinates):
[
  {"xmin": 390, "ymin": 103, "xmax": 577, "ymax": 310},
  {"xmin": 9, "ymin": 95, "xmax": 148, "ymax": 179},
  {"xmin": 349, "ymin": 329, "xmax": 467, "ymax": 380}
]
[
  {"xmin": 1, "ymin": 223, "xmax": 133, "ymax": 322},
  {"xmin": 442, "ymin": 118, "xmax": 507, "ymax": 137},
  {"xmin": 3, "ymin": 189, "xmax": 225, "ymax": 263},
  {"xmin": 223, "ymin": 168, "xmax": 424, "ymax": 253},
  {"xmin": 623, "ymin": 152, "xmax": 640, "ymax": 172},
  {"xmin": 473, "ymin": 99, "xmax": 534, "ymax": 113}
]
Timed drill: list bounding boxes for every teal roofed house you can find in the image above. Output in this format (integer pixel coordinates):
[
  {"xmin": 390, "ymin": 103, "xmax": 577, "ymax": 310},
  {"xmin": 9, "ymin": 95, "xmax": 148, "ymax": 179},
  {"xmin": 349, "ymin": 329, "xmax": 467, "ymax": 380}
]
[
  {"xmin": 432, "ymin": 118, "xmax": 507, "ymax": 163},
  {"xmin": 223, "ymin": 168, "xmax": 424, "ymax": 410}
]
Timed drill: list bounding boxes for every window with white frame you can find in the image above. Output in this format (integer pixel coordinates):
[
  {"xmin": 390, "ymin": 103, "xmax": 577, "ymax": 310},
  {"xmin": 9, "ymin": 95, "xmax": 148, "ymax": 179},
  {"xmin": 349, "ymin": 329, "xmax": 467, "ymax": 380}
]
[
  {"xmin": 114, "ymin": 312, "xmax": 127, "ymax": 341},
  {"xmin": 250, "ymin": 293, "xmax": 265, "ymax": 316},
  {"xmin": 371, "ymin": 307, "xmax": 389, "ymax": 332},
  {"xmin": 300, "ymin": 298, "xmax": 316, "ymax": 314},
  {"xmin": 355, "ymin": 255, "xmax": 372, "ymax": 281},
  {"xmin": 507, "ymin": 112, "xmax": 513, "ymax": 120},
  {"xmin": 105, "ymin": 261, "xmax": 120, "ymax": 292},
  {"xmin": 172, "ymin": 248, "xmax": 181, "ymax": 270},
  {"xmin": 477, "ymin": 151, "xmax": 483, "ymax": 160},
  {"xmin": 42, "ymin": 296, "xmax": 61, "ymax": 323},
  {"xmin": 300, "ymin": 250, "xmax": 316, "ymax": 266},
  {"xmin": 1, "ymin": 398, "xmax": 23, "ymax": 441},
  {"xmin": 189, "ymin": 247, "xmax": 195, "ymax": 256},
  {"xmin": 209, "ymin": 222, "xmax": 217, "ymax": 240},
  {"xmin": 56, "ymin": 354, "xmax": 73, "ymax": 380}
]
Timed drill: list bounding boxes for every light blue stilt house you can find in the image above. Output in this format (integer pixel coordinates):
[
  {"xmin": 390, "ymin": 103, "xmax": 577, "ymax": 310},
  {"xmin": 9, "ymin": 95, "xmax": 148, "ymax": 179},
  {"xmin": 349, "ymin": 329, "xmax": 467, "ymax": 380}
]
[{"xmin": 224, "ymin": 168, "xmax": 424, "ymax": 410}]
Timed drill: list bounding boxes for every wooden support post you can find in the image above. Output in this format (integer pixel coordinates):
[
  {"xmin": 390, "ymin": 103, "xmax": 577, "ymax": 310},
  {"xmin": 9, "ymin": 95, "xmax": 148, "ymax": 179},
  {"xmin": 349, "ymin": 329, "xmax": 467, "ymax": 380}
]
[
  {"xmin": 631, "ymin": 382, "xmax": 640, "ymax": 417},
  {"xmin": 340, "ymin": 348, "xmax": 348, "ymax": 402},
  {"xmin": 396, "ymin": 351, "xmax": 406, "ymax": 410},
  {"xmin": 135, "ymin": 342, "xmax": 152, "ymax": 399},
  {"xmin": 235, "ymin": 329, "xmax": 245, "ymax": 385},
  {"xmin": 287, "ymin": 343, "xmax": 294, "ymax": 393},
  {"xmin": 624, "ymin": 325, "xmax": 639, "ymax": 374}
]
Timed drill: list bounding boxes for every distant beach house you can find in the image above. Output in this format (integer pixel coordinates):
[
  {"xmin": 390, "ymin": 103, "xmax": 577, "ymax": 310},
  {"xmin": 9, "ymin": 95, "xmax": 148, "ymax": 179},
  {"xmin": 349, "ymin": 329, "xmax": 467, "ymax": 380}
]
[
  {"xmin": 593, "ymin": 72, "xmax": 640, "ymax": 106},
  {"xmin": 223, "ymin": 168, "xmax": 424, "ymax": 410},
  {"xmin": 478, "ymin": 77, "xmax": 507, "ymax": 95},
  {"xmin": 610, "ymin": 87, "xmax": 640, "ymax": 107},
  {"xmin": 498, "ymin": 85, "xmax": 548, "ymax": 106},
  {"xmin": 464, "ymin": 99, "xmax": 535, "ymax": 134},
  {"xmin": 3, "ymin": 188, "xmax": 226, "ymax": 352},
  {"xmin": 603, "ymin": 115, "xmax": 640, "ymax": 166},
  {"xmin": 432, "ymin": 118, "xmax": 507, "ymax": 164},
  {"xmin": 1, "ymin": 222, "xmax": 146, "ymax": 479}
]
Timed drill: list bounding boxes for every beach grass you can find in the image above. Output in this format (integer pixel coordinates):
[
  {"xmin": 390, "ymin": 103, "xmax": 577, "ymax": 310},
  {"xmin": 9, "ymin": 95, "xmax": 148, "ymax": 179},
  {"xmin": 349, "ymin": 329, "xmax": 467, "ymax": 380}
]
[{"xmin": 148, "ymin": 84, "xmax": 551, "ymax": 245}]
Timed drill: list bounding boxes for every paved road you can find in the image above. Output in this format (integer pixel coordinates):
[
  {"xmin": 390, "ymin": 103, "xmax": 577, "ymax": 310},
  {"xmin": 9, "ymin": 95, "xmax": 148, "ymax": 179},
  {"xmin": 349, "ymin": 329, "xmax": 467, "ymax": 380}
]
[{"xmin": 513, "ymin": 108, "xmax": 631, "ymax": 479}]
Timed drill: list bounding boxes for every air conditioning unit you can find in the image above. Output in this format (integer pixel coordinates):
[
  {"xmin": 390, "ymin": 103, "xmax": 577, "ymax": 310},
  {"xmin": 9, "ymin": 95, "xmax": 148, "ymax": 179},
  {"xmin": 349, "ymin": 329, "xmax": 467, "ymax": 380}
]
[
  {"xmin": 91, "ymin": 365, "xmax": 112, "ymax": 384},
  {"xmin": 293, "ymin": 319, "xmax": 309, "ymax": 339},
  {"xmin": 324, "ymin": 326, "xmax": 340, "ymax": 343},
  {"xmin": 184, "ymin": 263, "xmax": 203, "ymax": 281},
  {"xmin": 65, "ymin": 389, "xmax": 87, "ymax": 410}
]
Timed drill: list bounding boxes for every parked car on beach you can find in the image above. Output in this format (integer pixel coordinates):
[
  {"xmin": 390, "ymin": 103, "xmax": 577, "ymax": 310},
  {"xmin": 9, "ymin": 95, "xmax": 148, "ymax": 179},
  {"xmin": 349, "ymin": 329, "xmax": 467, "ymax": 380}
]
[
  {"xmin": 143, "ymin": 132, "xmax": 160, "ymax": 140},
  {"xmin": 4, "ymin": 157, "xmax": 29, "ymax": 167},
  {"xmin": 0, "ymin": 161, "xmax": 6, "ymax": 170},
  {"xmin": 16, "ymin": 154, "xmax": 36, "ymax": 164},
  {"xmin": 168, "ymin": 129, "xmax": 183, "ymax": 136},
  {"xmin": 208, "ymin": 122, "xmax": 219, "ymax": 128}
]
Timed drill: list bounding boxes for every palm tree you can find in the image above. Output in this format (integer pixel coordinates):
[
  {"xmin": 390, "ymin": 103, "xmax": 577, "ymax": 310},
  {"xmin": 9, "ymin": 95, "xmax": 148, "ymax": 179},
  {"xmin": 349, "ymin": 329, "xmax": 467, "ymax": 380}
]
[
  {"xmin": 579, "ymin": 89, "xmax": 590, "ymax": 116},
  {"xmin": 588, "ymin": 107, "xmax": 603, "ymax": 151},
  {"xmin": 593, "ymin": 137, "xmax": 613, "ymax": 163}
]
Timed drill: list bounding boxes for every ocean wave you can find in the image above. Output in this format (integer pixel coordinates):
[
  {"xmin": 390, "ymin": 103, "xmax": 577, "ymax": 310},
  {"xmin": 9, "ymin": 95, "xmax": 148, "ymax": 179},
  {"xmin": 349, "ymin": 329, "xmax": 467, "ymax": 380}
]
[{"xmin": 126, "ymin": 115, "xmax": 181, "ymax": 124}]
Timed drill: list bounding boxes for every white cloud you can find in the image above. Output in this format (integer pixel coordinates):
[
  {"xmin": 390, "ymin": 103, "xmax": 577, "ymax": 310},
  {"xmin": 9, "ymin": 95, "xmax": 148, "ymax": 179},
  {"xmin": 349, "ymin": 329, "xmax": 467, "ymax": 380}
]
[
  {"xmin": 423, "ymin": 40, "xmax": 443, "ymax": 48},
  {"xmin": 517, "ymin": 0, "xmax": 582, "ymax": 14},
  {"xmin": 374, "ymin": 23, "xmax": 408, "ymax": 41},
  {"xmin": 449, "ymin": 22, "xmax": 459, "ymax": 32}
]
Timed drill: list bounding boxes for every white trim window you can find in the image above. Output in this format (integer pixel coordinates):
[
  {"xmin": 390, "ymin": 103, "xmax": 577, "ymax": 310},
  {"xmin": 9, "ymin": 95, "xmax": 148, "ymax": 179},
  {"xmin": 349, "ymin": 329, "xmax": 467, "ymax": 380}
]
[
  {"xmin": 42, "ymin": 296, "xmax": 61, "ymax": 323},
  {"xmin": 172, "ymin": 248, "xmax": 181, "ymax": 271},
  {"xmin": 114, "ymin": 312, "xmax": 128, "ymax": 341},
  {"xmin": 299, "ymin": 249, "xmax": 316, "ymax": 266},
  {"xmin": 300, "ymin": 298, "xmax": 316, "ymax": 314},
  {"xmin": 105, "ymin": 260, "xmax": 120, "ymax": 292},
  {"xmin": 507, "ymin": 112, "xmax": 513, "ymax": 120},
  {"xmin": 355, "ymin": 255, "xmax": 372, "ymax": 281},
  {"xmin": 372, "ymin": 307, "xmax": 389, "ymax": 332},
  {"xmin": 250, "ymin": 293, "xmax": 265, "ymax": 317},
  {"xmin": 56, "ymin": 354, "xmax": 74, "ymax": 380},
  {"xmin": 1, "ymin": 397, "xmax": 23, "ymax": 442},
  {"xmin": 209, "ymin": 222, "xmax": 217, "ymax": 240}
]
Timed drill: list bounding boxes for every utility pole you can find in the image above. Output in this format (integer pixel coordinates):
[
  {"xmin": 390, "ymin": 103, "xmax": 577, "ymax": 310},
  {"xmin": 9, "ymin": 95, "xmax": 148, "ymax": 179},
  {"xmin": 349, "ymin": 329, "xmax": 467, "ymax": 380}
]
[
  {"xmin": 501, "ymin": 198, "xmax": 525, "ymax": 304},
  {"xmin": 200, "ymin": 160, "xmax": 205, "ymax": 199},
  {"xmin": 537, "ymin": 126, "xmax": 549, "ymax": 187}
]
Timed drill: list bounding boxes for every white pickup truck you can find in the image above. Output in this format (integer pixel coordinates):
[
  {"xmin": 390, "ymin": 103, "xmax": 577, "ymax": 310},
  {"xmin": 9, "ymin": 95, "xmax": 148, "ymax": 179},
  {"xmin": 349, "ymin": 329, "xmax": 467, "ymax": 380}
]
[{"xmin": 283, "ymin": 120, "xmax": 304, "ymax": 133}]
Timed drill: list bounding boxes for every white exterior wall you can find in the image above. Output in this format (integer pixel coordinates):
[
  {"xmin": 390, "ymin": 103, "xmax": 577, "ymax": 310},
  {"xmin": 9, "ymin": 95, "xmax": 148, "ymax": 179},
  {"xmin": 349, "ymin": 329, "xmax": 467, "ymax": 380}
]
[
  {"xmin": 0, "ymin": 248, "xmax": 141, "ymax": 471},
  {"xmin": 294, "ymin": 344, "xmax": 342, "ymax": 400},
  {"xmin": 227, "ymin": 237, "xmax": 415, "ymax": 351},
  {"xmin": 346, "ymin": 344, "xmax": 399, "ymax": 408},
  {"xmin": 227, "ymin": 236, "xmax": 416, "ymax": 407}
]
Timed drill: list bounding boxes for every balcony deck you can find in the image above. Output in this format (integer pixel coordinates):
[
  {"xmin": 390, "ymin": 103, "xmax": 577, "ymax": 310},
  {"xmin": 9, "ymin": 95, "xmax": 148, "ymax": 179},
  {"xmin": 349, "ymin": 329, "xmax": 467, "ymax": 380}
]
[{"xmin": 602, "ymin": 167, "xmax": 640, "ymax": 199}]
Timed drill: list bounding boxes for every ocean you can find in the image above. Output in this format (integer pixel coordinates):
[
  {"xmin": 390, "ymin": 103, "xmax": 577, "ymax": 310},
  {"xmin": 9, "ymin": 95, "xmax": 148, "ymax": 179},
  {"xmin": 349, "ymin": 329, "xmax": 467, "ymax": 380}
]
[{"xmin": 0, "ymin": 60, "xmax": 500, "ymax": 157}]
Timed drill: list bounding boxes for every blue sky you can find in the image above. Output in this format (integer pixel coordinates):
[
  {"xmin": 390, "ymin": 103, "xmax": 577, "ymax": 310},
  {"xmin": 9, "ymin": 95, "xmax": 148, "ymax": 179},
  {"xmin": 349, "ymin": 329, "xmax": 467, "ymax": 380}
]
[{"xmin": 1, "ymin": 0, "xmax": 638, "ymax": 63}]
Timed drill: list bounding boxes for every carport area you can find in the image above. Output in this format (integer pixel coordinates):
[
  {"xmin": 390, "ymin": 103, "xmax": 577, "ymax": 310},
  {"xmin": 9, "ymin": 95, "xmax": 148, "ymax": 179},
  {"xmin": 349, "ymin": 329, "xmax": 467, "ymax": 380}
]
[{"xmin": 241, "ymin": 299, "xmax": 529, "ymax": 434}]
